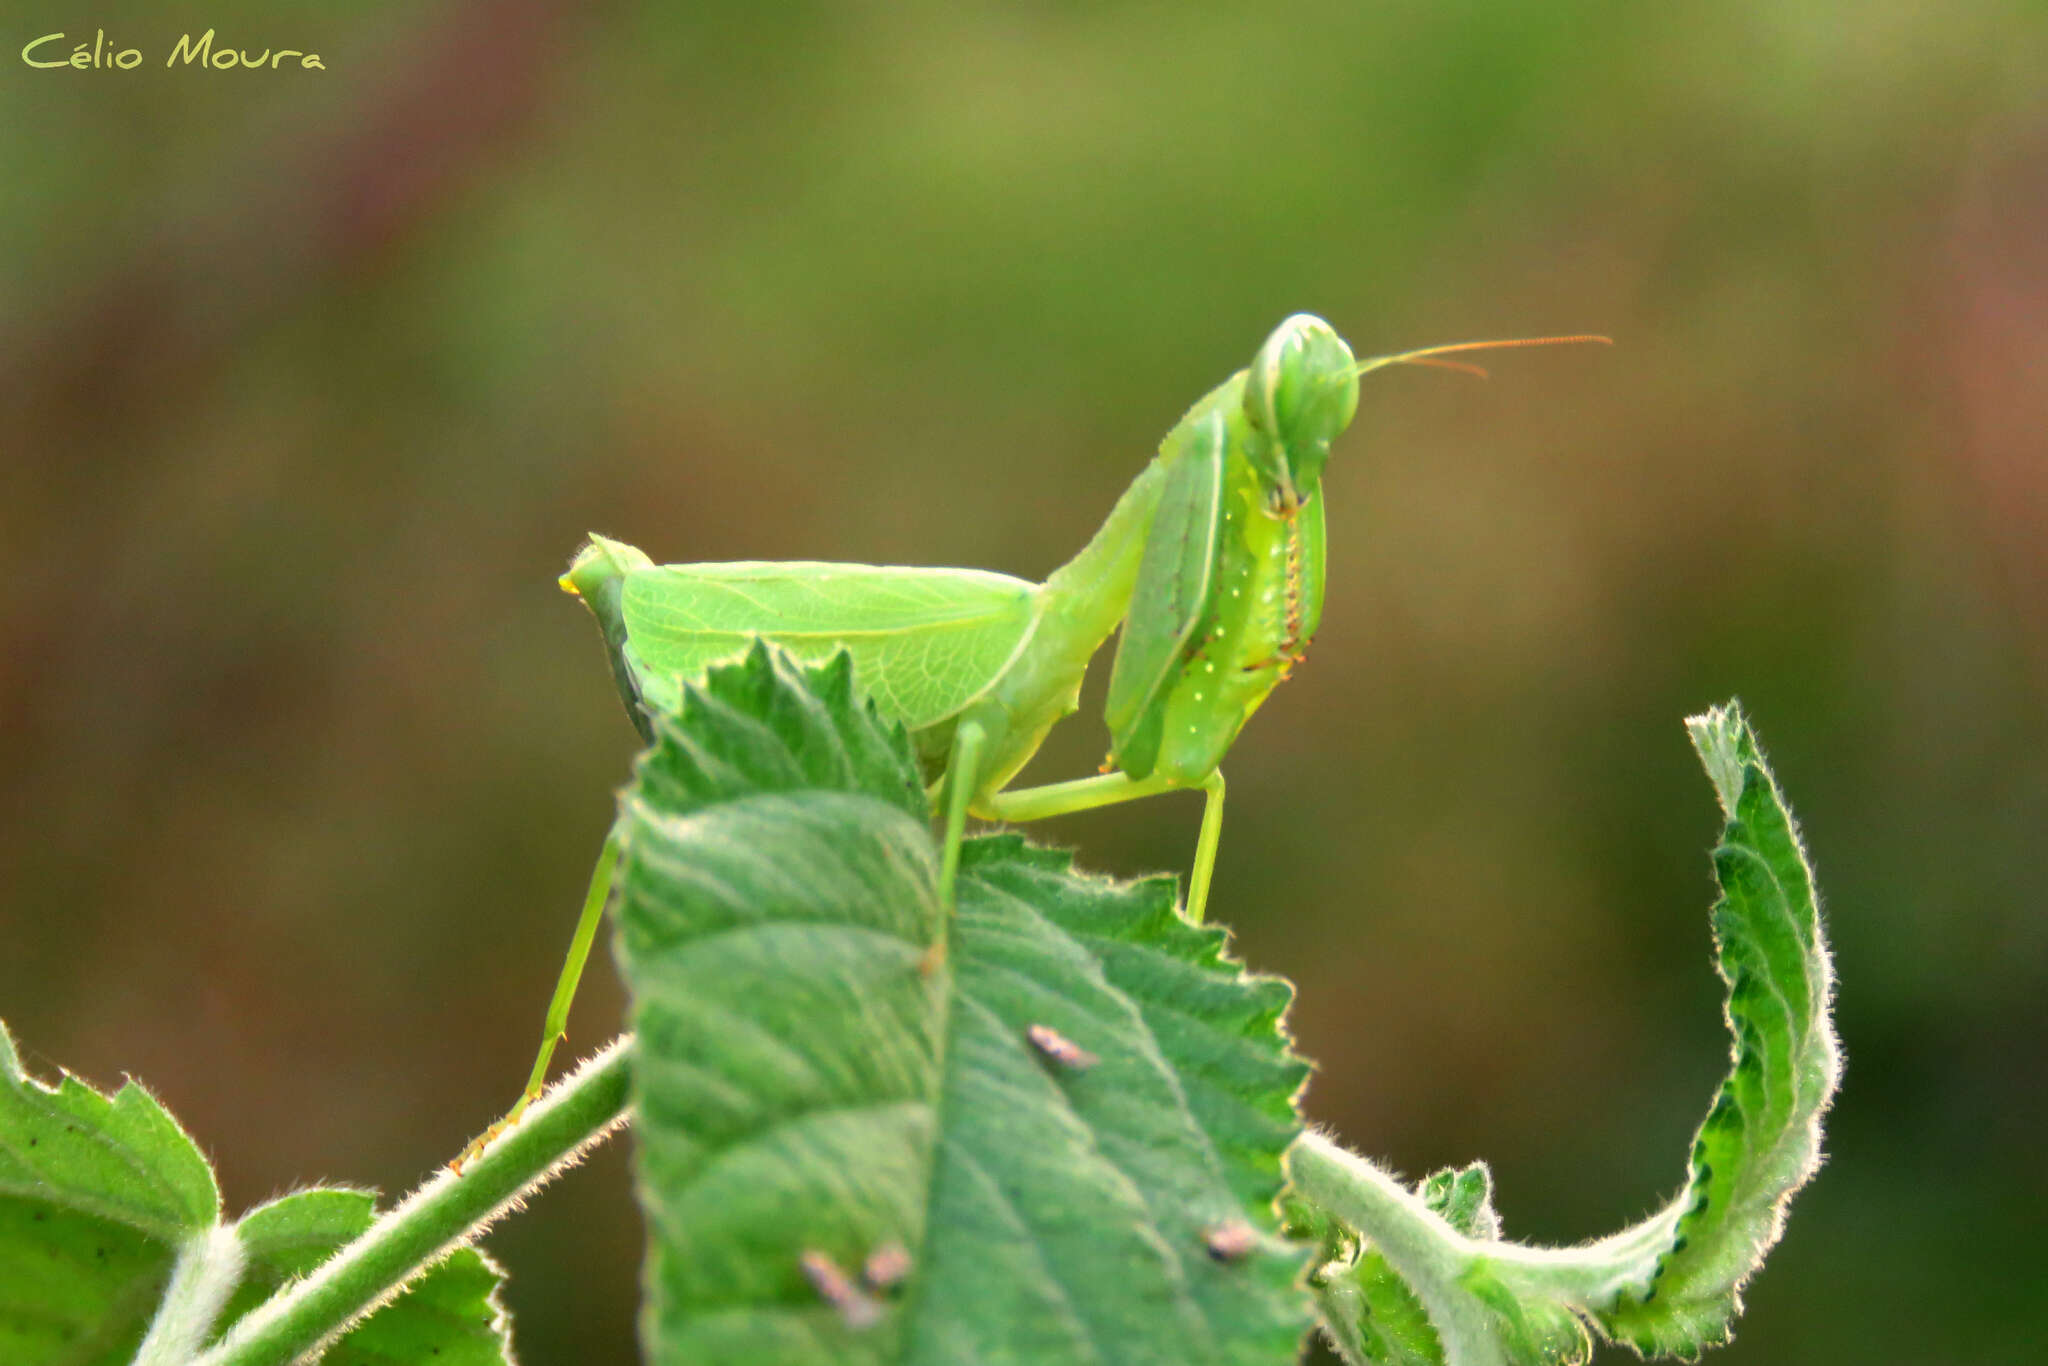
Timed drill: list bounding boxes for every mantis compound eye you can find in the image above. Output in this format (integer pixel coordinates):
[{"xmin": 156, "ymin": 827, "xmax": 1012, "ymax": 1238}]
[{"xmin": 1243, "ymin": 314, "xmax": 1361, "ymax": 507}]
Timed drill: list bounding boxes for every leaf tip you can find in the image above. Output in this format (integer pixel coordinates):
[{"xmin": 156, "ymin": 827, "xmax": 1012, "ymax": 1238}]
[{"xmin": 1684, "ymin": 699, "xmax": 1751, "ymax": 819}]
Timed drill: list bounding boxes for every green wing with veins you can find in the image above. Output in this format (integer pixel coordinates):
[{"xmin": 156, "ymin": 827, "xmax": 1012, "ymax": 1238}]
[{"xmin": 617, "ymin": 559, "xmax": 1043, "ymax": 731}]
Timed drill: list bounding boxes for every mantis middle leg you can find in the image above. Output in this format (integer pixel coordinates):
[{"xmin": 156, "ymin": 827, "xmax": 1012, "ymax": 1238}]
[
  {"xmin": 931, "ymin": 722, "xmax": 1228, "ymax": 932},
  {"xmin": 920, "ymin": 717, "xmax": 991, "ymax": 974},
  {"xmin": 980, "ymin": 768, "xmax": 1228, "ymax": 924}
]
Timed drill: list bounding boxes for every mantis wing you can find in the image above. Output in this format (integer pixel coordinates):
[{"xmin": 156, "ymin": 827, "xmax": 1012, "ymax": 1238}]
[
  {"xmin": 618, "ymin": 560, "xmax": 1042, "ymax": 731},
  {"xmin": 1102, "ymin": 410, "xmax": 1226, "ymax": 778}
]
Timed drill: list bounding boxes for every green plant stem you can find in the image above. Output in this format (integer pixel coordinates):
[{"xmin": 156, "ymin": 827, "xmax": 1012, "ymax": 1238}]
[
  {"xmin": 1287, "ymin": 1130, "xmax": 1681, "ymax": 1352},
  {"xmin": 1287, "ymin": 1132, "xmax": 1498, "ymax": 1351},
  {"xmin": 134, "ymin": 1226, "xmax": 247, "ymax": 1366},
  {"xmin": 193, "ymin": 1036, "xmax": 634, "ymax": 1366}
]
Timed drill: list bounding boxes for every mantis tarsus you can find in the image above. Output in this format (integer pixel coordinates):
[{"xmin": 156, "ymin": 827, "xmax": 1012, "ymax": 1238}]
[{"xmin": 453, "ymin": 314, "xmax": 1605, "ymax": 1171}]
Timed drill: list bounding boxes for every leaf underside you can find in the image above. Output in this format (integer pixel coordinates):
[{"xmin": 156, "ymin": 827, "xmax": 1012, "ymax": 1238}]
[
  {"xmin": 613, "ymin": 643, "xmax": 1313, "ymax": 1366},
  {"xmin": 620, "ymin": 561, "xmax": 1042, "ymax": 730},
  {"xmin": 1297, "ymin": 701, "xmax": 1840, "ymax": 1366}
]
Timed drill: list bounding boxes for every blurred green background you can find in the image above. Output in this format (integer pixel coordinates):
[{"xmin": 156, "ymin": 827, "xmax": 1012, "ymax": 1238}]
[{"xmin": 4, "ymin": 2, "xmax": 2044, "ymax": 1360}]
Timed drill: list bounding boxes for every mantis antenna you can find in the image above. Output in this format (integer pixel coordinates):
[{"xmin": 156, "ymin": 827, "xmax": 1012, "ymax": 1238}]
[{"xmin": 1351, "ymin": 333, "xmax": 1613, "ymax": 381}]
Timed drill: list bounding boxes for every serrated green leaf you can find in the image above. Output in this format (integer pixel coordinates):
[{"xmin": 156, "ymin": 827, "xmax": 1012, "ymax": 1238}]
[
  {"xmin": 613, "ymin": 643, "xmax": 1312, "ymax": 1366},
  {"xmin": 217, "ymin": 1188, "xmax": 512, "ymax": 1366},
  {"xmin": 0, "ymin": 1020, "xmax": 221, "ymax": 1365},
  {"xmin": 1583, "ymin": 701, "xmax": 1841, "ymax": 1353},
  {"xmin": 2, "ymin": 1026, "xmax": 516, "ymax": 1366},
  {"xmin": 0, "ymin": 1024, "xmax": 220, "ymax": 1241},
  {"xmin": 1293, "ymin": 701, "xmax": 1839, "ymax": 1365}
]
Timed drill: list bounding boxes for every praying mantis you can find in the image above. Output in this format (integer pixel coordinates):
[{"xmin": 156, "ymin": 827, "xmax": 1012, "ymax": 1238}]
[{"xmin": 453, "ymin": 314, "xmax": 1604, "ymax": 1171}]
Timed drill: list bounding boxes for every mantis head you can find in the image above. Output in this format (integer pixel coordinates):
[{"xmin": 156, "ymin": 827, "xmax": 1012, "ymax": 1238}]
[
  {"xmin": 1242, "ymin": 313, "xmax": 1360, "ymax": 515},
  {"xmin": 561, "ymin": 533, "xmax": 654, "ymax": 600},
  {"xmin": 1243, "ymin": 317, "xmax": 1613, "ymax": 516}
]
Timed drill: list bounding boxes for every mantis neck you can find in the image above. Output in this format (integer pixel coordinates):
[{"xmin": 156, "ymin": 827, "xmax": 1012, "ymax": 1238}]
[
  {"xmin": 956, "ymin": 454, "xmax": 1166, "ymax": 795},
  {"xmin": 1038, "ymin": 375, "xmax": 1243, "ymax": 644}
]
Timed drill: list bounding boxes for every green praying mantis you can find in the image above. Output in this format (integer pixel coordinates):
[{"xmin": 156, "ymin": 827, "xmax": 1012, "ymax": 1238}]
[{"xmin": 452, "ymin": 314, "xmax": 1605, "ymax": 1171}]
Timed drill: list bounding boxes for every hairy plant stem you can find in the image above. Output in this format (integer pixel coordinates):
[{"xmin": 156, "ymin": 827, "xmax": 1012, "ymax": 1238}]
[
  {"xmin": 192, "ymin": 1036, "xmax": 634, "ymax": 1366},
  {"xmin": 1287, "ymin": 1132, "xmax": 1502, "ymax": 1354},
  {"xmin": 134, "ymin": 1226, "xmax": 247, "ymax": 1366}
]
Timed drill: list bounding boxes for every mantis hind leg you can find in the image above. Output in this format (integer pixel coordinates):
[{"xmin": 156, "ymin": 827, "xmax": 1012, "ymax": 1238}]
[
  {"xmin": 981, "ymin": 767, "xmax": 1227, "ymax": 924},
  {"xmin": 452, "ymin": 828, "xmax": 623, "ymax": 1173}
]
